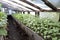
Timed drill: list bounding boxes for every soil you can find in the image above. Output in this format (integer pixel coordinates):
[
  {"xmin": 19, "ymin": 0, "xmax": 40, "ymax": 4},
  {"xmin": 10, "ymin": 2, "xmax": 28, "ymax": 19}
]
[{"xmin": 5, "ymin": 15, "xmax": 29, "ymax": 40}]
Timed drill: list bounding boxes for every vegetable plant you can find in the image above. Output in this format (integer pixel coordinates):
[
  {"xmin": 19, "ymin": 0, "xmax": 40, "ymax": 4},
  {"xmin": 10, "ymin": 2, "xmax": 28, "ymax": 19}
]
[
  {"xmin": 0, "ymin": 12, "xmax": 7, "ymax": 36},
  {"xmin": 13, "ymin": 13, "xmax": 60, "ymax": 40}
]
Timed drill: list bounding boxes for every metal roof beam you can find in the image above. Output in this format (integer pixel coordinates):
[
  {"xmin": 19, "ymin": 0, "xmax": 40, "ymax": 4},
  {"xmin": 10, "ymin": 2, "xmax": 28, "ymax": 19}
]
[
  {"xmin": 42, "ymin": 0, "xmax": 58, "ymax": 11},
  {"xmin": 0, "ymin": 0, "xmax": 30, "ymax": 11},
  {"xmin": 1, "ymin": 0, "xmax": 33, "ymax": 11},
  {"xmin": 20, "ymin": 0, "xmax": 43, "ymax": 11},
  {"xmin": 10, "ymin": 0, "xmax": 36, "ymax": 11}
]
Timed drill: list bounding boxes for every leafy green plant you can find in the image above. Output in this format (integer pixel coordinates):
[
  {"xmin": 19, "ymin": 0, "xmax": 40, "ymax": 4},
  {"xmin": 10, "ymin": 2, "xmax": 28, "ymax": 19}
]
[
  {"xmin": 13, "ymin": 13, "xmax": 60, "ymax": 40},
  {"xmin": 0, "ymin": 12, "xmax": 7, "ymax": 36}
]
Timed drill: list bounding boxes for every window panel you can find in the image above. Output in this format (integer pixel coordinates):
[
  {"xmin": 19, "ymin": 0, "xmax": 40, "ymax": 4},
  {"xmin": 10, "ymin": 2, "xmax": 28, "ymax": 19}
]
[
  {"xmin": 27, "ymin": 0, "xmax": 52, "ymax": 10},
  {"xmin": 48, "ymin": 0, "xmax": 60, "ymax": 8}
]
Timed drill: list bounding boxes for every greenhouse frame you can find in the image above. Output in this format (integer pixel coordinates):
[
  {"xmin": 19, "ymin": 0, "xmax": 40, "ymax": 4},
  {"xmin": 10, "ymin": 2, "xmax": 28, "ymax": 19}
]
[{"xmin": 0, "ymin": 0, "xmax": 60, "ymax": 40}]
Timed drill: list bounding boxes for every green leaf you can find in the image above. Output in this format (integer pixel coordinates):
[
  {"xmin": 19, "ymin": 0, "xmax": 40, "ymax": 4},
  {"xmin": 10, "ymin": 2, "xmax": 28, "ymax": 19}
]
[
  {"xmin": 52, "ymin": 37, "xmax": 57, "ymax": 40},
  {"xmin": 0, "ymin": 28, "xmax": 7, "ymax": 36},
  {"xmin": 46, "ymin": 35, "xmax": 51, "ymax": 38}
]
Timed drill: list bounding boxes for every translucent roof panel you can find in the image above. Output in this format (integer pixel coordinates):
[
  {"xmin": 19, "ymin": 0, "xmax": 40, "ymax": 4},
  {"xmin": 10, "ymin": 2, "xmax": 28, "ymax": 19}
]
[
  {"xmin": 0, "ymin": 0, "xmax": 33, "ymax": 11},
  {"xmin": 27, "ymin": 0, "xmax": 52, "ymax": 10},
  {"xmin": 48, "ymin": 0, "xmax": 60, "ymax": 9},
  {"xmin": 9, "ymin": 0, "xmax": 40, "ymax": 11},
  {"xmin": 0, "ymin": 1, "xmax": 27, "ymax": 11}
]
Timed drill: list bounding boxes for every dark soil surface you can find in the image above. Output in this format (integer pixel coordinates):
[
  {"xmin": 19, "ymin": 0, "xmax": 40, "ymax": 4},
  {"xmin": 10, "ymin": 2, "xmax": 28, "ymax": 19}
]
[{"xmin": 5, "ymin": 15, "xmax": 29, "ymax": 40}]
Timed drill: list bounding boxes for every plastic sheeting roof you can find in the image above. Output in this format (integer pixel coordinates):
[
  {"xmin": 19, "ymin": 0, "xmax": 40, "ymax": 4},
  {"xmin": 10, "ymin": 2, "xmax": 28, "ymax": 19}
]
[
  {"xmin": 48, "ymin": 0, "xmax": 60, "ymax": 8},
  {"xmin": 1, "ymin": 0, "xmax": 33, "ymax": 11},
  {"xmin": 27, "ymin": 0, "xmax": 51, "ymax": 10},
  {"xmin": 10, "ymin": 0, "xmax": 40, "ymax": 11},
  {"xmin": 27, "ymin": 0, "xmax": 60, "ymax": 9},
  {"xmin": 0, "ymin": 0, "xmax": 60, "ymax": 12}
]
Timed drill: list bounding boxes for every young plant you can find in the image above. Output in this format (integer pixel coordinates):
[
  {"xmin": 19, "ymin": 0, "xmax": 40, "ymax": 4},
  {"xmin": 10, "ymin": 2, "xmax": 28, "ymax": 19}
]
[
  {"xmin": 0, "ymin": 12, "xmax": 7, "ymax": 36},
  {"xmin": 13, "ymin": 13, "xmax": 60, "ymax": 40}
]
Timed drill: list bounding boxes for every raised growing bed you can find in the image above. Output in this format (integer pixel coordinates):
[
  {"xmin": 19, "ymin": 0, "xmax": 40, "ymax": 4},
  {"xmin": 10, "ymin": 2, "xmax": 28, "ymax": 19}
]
[
  {"xmin": 0, "ymin": 12, "xmax": 7, "ymax": 40},
  {"xmin": 12, "ymin": 13, "xmax": 60, "ymax": 40},
  {"xmin": 11, "ymin": 15, "xmax": 44, "ymax": 40}
]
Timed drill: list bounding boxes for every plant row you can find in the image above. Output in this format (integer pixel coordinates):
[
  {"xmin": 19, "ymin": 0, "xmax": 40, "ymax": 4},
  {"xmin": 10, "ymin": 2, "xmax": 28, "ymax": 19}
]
[
  {"xmin": 0, "ymin": 12, "xmax": 7, "ymax": 36},
  {"xmin": 13, "ymin": 13, "xmax": 60, "ymax": 40}
]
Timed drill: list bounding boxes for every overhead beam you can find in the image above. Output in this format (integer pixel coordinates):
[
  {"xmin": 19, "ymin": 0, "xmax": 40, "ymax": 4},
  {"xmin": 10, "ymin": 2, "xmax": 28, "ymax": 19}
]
[
  {"xmin": 20, "ymin": 0, "xmax": 43, "ymax": 11},
  {"xmin": 7, "ymin": 0, "xmax": 32, "ymax": 11},
  {"xmin": 1, "ymin": 0, "xmax": 60, "ymax": 12},
  {"xmin": 42, "ymin": 0, "xmax": 57, "ymax": 11},
  {"xmin": 0, "ymin": 1, "xmax": 31, "ymax": 12},
  {"xmin": 2, "ymin": 0, "xmax": 33, "ymax": 11},
  {"xmin": 42, "ymin": 9, "xmax": 60, "ymax": 12},
  {"xmin": 10, "ymin": 0, "xmax": 36, "ymax": 11}
]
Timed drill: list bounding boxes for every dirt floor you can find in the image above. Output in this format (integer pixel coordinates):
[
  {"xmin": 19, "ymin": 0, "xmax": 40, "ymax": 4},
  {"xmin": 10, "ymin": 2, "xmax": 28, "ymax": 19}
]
[{"xmin": 5, "ymin": 15, "xmax": 29, "ymax": 40}]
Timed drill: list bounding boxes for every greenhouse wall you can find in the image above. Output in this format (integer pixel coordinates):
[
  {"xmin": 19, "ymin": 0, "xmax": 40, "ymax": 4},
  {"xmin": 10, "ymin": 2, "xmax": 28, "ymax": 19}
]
[
  {"xmin": 23, "ymin": 12, "xmax": 59, "ymax": 22},
  {"xmin": 39, "ymin": 12, "xmax": 59, "ymax": 22}
]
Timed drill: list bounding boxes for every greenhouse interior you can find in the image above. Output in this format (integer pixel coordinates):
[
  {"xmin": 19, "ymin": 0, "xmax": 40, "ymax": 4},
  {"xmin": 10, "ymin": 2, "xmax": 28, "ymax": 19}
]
[{"xmin": 0, "ymin": 0, "xmax": 60, "ymax": 40}]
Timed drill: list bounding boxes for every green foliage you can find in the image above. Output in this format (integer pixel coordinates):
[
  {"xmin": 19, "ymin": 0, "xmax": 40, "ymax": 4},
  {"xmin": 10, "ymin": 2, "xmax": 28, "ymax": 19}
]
[
  {"xmin": 0, "ymin": 12, "xmax": 7, "ymax": 36},
  {"xmin": 0, "ymin": 28, "xmax": 7, "ymax": 36},
  {"xmin": 0, "ymin": 3, "xmax": 2, "ymax": 8},
  {"xmin": 13, "ymin": 13, "xmax": 60, "ymax": 40}
]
